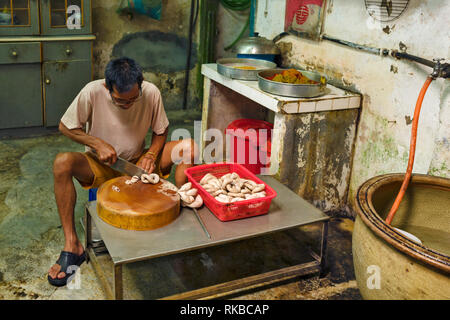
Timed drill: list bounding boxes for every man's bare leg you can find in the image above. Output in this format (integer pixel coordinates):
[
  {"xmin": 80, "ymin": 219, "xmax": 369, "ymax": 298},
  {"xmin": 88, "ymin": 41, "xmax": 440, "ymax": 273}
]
[
  {"xmin": 48, "ymin": 152, "xmax": 94, "ymax": 280},
  {"xmin": 160, "ymin": 138, "xmax": 199, "ymax": 188}
]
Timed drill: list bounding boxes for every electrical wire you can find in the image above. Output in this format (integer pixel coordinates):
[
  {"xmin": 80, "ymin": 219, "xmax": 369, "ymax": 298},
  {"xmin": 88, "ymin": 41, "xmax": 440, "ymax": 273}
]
[
  {"xmin": 192, "ymin": 0, "xmax": 200, "ymax": 30},
  {"xmin": 196, "ymin": 0, "xmax": 219, "ymax": 103},
  {"xmin": 183, "ymin": 0, "xmax": 199, "ymax": 110}
]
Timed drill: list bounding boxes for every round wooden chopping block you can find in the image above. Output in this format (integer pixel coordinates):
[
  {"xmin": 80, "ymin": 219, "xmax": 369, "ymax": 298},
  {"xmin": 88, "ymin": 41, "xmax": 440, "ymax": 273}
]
[{"xmin": 97, "ymin": 176, "xmax": 180, "ymax": 231}]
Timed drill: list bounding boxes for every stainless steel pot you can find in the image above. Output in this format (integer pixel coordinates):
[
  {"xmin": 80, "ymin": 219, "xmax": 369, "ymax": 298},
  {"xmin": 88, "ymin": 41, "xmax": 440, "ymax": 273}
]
[
  {"xmin": 232, "ymin": 33, "xmax": 283, "ymax": 64},
  {"xmin": 232, "ymin": 33, "xmax": 281, "ymax": 55}
]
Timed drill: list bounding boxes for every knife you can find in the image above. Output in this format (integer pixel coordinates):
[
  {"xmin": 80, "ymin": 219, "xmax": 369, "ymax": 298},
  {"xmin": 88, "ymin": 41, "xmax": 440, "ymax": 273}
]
[{"xmin": 87, "ymin": 150, "xmax": 148, "ymax": 177}]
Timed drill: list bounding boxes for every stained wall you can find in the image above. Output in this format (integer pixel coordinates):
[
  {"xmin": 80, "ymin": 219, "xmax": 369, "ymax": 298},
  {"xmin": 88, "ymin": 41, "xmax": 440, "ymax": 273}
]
[
  {"xmin": 92, "ymin": 0, "xmax": 200, "ymax": 113},
  {"xmin": 255, "ymin": 0, "xmax": 449, "ymax": 214}
]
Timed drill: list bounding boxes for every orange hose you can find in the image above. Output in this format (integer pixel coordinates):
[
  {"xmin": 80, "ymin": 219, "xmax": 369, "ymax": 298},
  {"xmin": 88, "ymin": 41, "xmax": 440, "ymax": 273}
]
[{"xmin": 385, "ymin": 76, "xmax": 433, "ymax": 225}]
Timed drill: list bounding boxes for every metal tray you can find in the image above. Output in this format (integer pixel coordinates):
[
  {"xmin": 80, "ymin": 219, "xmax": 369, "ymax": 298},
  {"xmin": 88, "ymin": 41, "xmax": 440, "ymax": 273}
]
[
  {"xmin": 257, "ymin": 69, "xmax": 327, "ymax": 98},
  {"xmin": 217, "ymin": 58, "xmax": 277, "ymax": 80}
]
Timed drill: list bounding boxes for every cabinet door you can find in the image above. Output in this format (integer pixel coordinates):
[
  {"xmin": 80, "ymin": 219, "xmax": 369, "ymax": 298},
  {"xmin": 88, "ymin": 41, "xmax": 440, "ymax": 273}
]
[
  {"xmin": 0, "ymin": 42, "xmax": 42, "ymax": 129},
  {"xmin": 0, "ymin": 0, "xmax": 40, "ymax": 36},
  {"xmin": 40, "ymin": 0, "xmax": 91, "ymax": 35},
  {"xmin": 43, "ymin": 59, "xmax": 91, "ymax": 127}
]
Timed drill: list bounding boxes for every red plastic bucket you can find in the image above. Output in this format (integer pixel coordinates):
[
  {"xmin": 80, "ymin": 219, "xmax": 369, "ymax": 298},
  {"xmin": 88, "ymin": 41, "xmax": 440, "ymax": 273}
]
[{"xmin": 226, "ymin": 119, "xmax": 273, "ymax": 175}]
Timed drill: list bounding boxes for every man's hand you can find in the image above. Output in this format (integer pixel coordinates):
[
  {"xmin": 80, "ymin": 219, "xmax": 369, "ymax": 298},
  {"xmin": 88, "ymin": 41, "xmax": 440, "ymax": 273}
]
[
  {"xmin": 137, "ymin": 153, "xmax": 156, "ymax": 174},
  {"xmin": 95, "ymin": 142, "xmax": 117, "ymax": 165}
]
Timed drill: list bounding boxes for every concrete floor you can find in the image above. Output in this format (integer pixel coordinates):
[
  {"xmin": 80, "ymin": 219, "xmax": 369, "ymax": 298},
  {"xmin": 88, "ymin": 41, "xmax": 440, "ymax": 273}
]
[{"xmin": 0, "ymin": 120, "xmax": 362, "ymax": 300}]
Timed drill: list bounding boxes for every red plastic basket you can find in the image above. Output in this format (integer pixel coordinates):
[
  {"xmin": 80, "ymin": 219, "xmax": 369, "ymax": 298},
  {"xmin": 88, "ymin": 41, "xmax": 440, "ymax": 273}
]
[{"xmin": 184, "ymin": 163, "xmax": 277, "ymax": 222}]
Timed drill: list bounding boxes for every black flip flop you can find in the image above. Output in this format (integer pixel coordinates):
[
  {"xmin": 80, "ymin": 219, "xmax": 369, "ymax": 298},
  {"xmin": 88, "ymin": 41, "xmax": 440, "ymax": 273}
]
[{"xmin": 47, "ymin": 251, "xmax": 86, "ymax": 287}]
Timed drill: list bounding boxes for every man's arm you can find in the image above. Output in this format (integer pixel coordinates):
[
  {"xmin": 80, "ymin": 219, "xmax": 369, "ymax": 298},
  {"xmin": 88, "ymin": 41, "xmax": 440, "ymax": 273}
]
[
  {"xmin": 59, "ymin": 121, "xmax": 118, "ymax": 165},
  {"xmin": 137, "ymin": 127, "xmax": 168, "ymax": 173}
]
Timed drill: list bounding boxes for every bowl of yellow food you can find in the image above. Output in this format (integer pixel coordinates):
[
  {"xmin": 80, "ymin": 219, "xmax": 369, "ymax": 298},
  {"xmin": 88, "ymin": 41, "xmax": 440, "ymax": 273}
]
[
  {"xmin": 257, "ymin": 68, "xmax": 327, "ymax": 98},
  {"xmin": 216, "ymin": 58, "xmax": 277, "ymax": 80}
]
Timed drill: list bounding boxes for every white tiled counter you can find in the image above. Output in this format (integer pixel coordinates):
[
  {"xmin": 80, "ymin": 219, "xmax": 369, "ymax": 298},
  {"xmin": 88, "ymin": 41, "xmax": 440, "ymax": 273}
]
[
  {"xmin": 201, "ymin": 63, "xmax": 361, "ymax": 114},
  {"xmin": 200, "ymin": 63, "xmax": 362, "ymax": 214}
]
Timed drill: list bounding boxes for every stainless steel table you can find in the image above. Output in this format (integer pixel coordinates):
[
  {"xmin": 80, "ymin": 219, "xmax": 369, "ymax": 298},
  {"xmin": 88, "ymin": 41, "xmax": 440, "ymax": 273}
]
[{"xmin": 84, "ymin": 176, "xmax": 330, "ymax": 300}]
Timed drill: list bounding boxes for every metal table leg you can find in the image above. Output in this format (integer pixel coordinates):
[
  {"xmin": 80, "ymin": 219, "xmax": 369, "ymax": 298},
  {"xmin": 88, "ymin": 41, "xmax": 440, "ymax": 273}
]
[
  {"xmin": 85, "ymin": 203, "xmax": 116, "ymax": 299},
  {"xmin": 84, "ymin": 204, "xmax": 92, "ymax": 263},
  {"xmin": 319, "ymin": 220, "xmax": 329, "ymax": 277},
  {"xmin": 113, "ymin": 264, "xmax": 123, "ymax": 300}
]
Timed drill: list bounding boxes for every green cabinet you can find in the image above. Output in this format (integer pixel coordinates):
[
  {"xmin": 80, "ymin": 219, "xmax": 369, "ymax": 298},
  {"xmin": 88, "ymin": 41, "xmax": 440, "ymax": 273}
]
[
  {"xmin": 40, "ymin": 0, "xmax": 91, "ymax": 35},
  {"xmin": 0, "ymin": 0, "xmax": 40, "ymax": 36},
  {"xmin": 0, "ymin": 42, "xmax": 42, "ymax": 128},
  {"xmin": 0, "ymin": 0, "xmax": 94, "ymax": 129},
  {"xmin": 0, "ymin": 0, "xmax": 91, "ymax": 36},
  {"xmin": 43, "ymin": 41, "xmax": 92, "ymax": 126}
]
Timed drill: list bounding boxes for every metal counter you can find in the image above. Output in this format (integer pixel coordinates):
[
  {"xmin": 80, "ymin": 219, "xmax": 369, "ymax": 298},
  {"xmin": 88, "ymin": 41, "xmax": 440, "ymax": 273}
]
[{"xmin": 85, "ymin": 175, "xmax": 329, "ymax": 300}]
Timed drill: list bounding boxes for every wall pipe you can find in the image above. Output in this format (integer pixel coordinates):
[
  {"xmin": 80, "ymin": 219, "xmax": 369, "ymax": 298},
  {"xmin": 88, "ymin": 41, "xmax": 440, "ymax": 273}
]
[
  {"xmin": 390, "ymin": 50, "xmax": 435, "ymax": 68},
  {"xmin": 321, "ymin": 34, "xmax": 449, "ymax": 76},
  {"xmin": 320, "ymin": 34, "xmax": 449, "ymax": 240},
  {"xmin": 322, "ymin": 34, "xmax": 381, "ymax": 55}
]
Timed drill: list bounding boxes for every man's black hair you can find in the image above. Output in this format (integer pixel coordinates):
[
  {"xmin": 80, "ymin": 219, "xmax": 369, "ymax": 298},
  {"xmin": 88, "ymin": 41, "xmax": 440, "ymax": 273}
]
[{"xmin": 105, "ymin": 57, "xmax": 144, "ymax": 93}]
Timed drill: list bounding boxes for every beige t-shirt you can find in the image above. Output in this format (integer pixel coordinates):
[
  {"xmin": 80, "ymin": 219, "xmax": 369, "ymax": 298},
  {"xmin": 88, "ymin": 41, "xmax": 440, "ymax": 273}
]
[{"xmin": 61, "ymin": 79, "xmax": 169, "ymax": 161}]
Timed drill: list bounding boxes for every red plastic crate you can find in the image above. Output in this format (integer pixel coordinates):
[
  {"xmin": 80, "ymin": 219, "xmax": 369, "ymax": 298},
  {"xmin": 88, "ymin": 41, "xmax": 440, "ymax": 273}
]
[{"xmin": 184, "ymin": 163, "xmax": 277, "ymax": 222}]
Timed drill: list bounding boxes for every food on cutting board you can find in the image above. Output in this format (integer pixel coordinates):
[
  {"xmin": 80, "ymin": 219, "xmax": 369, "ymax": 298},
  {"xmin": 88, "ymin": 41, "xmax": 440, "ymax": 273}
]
[
  {"xmin": 125, "ymin": 174, "xmax": 160, "ymax": 185},
  {"xmin": 266, "ymin": 69, "xmax": 318, "ymax": 85},
  {"xmin": 119, "ymin": 171, "xmax": 266, "ymax": 208},
  {"xmin": 124, "ymin": 175, "xmax": 203, "ymax": 209},
  {"xmin": 199, "ymin": 172, "xmax": 266, "ymax": 203}
]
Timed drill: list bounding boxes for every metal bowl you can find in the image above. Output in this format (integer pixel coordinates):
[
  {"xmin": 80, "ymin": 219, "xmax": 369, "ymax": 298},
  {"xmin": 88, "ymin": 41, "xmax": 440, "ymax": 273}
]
[
  {"xmin": 217, "ymin": 58, "xmax": 277, "ymax": 81},
  {"xmin": 257, "ymin": 69, "xmax": 327, "ymax": 98}
]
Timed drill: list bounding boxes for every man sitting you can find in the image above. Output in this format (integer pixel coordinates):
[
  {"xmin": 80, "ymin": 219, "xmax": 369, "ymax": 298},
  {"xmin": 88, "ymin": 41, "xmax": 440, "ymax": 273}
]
[{"xmin": 47, "ymin": 57, "xmax": 198, "ymax": 286}]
